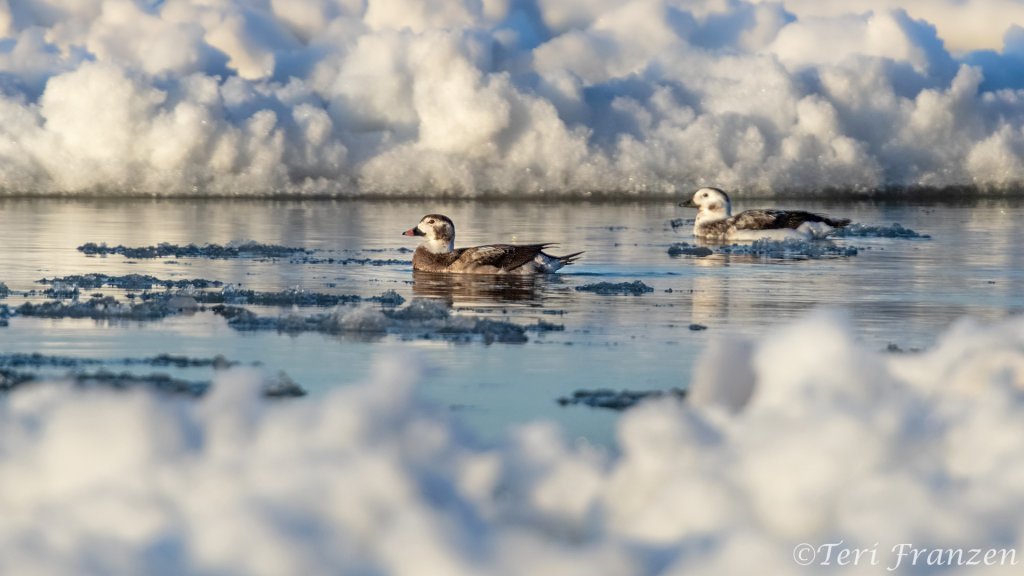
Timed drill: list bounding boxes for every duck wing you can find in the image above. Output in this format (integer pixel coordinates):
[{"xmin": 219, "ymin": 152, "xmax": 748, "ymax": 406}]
[
  {"xmin": 463, "ymin": 243, "xmax": 550, "ymax": 271},
  {"xmin": 732, "ymin": 209, "xmax": 849, "ymax": 230}
]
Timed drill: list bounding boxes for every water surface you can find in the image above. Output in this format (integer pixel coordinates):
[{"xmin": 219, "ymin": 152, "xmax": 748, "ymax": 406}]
[{"xmin": 1, "ymin": 198, "xmax": 1021, "ymax": 447}]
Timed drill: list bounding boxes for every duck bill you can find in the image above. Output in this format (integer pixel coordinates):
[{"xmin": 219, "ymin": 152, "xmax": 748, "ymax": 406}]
[
  {"xmin": 678, "ymin": 199, "xmax": 698, "ymax": 208},
  {"xmin": 403, "ymin": 227, "xmax": 425, "ymax": 236}
]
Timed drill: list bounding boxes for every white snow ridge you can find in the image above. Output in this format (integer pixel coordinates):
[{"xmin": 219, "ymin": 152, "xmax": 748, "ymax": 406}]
[
  {"xmin": 2, "ymin": 1, "xmax": 1024, "ymax": 196},
  {"xmin": 4, "ymin": 310, "xmax": 1024, "ymax": 575}
]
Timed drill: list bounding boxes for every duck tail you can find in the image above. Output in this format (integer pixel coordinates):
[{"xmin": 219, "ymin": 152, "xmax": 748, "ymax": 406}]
[
  {"xmin": 558, "ymin": 251, "xmax": 584, "ymax": 266},
  {"xmin": 826, "ymin": 217, "xmax": 851, "ymax": 228}
]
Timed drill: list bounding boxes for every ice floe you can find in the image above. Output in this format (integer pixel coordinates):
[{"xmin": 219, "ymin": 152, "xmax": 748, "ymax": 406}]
[
  {"xmin": 78, "ymin": 242, "xmax": 310, "ymax": 259},
  {"xmin": 670, "ymin": 238, "xmax": 860, "ymax": 260},
  {"xmin": 17, "ymin": 295, "xmax": 199, "ymax": 321},
  {"xmin": 830, "ymin": 222, "xmax": 931, "ymax": 238},
  {"xmin": 717, "ymin": 238, "xmax": 860, "ymax": 258},
  {"xmin": 0, "ymin": 365, "xmax": 304, "ymax": 398},
  {"xmin": 37, "ymin": 274, "xmax": 224, "ymax": 291},
  {"xmin": 667, "ymin": 243, "xmax": 714, "ymax": 257},
  {"xmin": 212, "ymin": 298, "xmax": 548, "ymax": 344},
  {"xmin": 557, "ymin": 388, "xmax": 687, "ymax": 410},
  {"xmin": 575, "ymin": 281, "xmax": 655, "ymax": 295}
]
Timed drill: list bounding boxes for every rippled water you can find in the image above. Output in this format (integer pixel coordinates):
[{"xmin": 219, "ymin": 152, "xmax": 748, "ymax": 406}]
[{"xmin": 1, "ymin": 197, "xmax": 1022, "ymax": 447}]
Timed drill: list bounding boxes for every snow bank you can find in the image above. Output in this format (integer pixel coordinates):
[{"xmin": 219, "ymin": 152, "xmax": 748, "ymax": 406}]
[
  {"xmin": 3, "ymin": 1, "xmax": 1024, "ymax": 196},
  {"xmin": 4, "ymin": 309, "xmax": 1024, "ymax": 574}
]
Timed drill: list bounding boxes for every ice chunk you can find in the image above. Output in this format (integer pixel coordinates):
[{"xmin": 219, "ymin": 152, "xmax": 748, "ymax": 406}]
[
  {"xmin": 215, "ymin": 299, "xmax": 531, "ymax": 344},
  {"xmin": 667, "ymin": 243, "xmax": 713, "ymax": 257},
  {"xmin": 717, "ymin": 238, "xmax": 859, "ymax": 259},
  {"xmin": 36, "ymin": 274, "xmax": 223, "ymax": 290},
  {"xmin": 557, "ymin": 388, "xmax": 687, "ymax": 410},
  {"xmin": 575, "ymin": 281, "xmax": 655, "ymax": 295},
  {"xmin": 78, "ymin": 242, "xmax": 310, "ymax": 259},
  {"xmin": 830, "ymin": 222, "xmax": 931, "ymax": 238}
]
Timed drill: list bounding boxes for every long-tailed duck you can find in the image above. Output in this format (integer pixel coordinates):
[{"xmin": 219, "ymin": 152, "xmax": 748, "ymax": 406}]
[
  {"xmin": 402, "ymin": 214, "xmax": 582, "ymax": 274},
  {"xmin": 679, "ymin": 187, "xmax": 851, "ymax": 241}
]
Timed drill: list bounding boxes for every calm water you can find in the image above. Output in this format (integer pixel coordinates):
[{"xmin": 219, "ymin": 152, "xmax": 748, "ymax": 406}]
[{"xmin": 1, "ymin": 198, "xmax": 1022, "ymax": 447}]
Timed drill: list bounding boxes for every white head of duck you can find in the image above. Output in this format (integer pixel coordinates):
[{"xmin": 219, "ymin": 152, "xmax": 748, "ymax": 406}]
[
  {"xmin": 403, "ymin": 214, "xmax": 455, "ymax": 254},
  {"xmin": 679, "ymin": 187, "xmax": 733, "ymax": 227}
]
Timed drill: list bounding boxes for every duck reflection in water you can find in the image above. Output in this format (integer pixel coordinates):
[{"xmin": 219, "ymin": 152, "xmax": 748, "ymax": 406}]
[{"xmin": 411, "ymin": 270, "xmax": 553, "ymax": 307}]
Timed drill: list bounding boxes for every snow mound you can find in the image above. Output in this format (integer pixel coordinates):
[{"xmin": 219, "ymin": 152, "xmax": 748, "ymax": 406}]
[
  {"xmin": 0, "ymin": 2, "xmax": 1023, "ymax": 195},
  {"xmin": 3, "ymin": 310, "xmax": 1024, "ymax": 573}
]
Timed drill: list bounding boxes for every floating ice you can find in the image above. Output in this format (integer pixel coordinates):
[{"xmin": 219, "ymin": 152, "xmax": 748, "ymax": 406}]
[
  {"xmin": 2, "ymin": 310, "xmax": 1024, "ymax": 574},
  {"xmin": 17, "ymin": 295, "xmax": 197, "ymax": 320},
  {"xmin": 259, "ymin": 371, "xmax": 307, "ymax": 398},
  {"xmin": 557, "ymin": 388, "xmax": 687, "ymax": 410},
  {"xmin": 830, "ymin": 222, "xmax": 931, "ymax": 238},
  {"xmin": 212, "ymin": 298, "xmax": 541, "ymax": 343},
  {"xmin": 53, "ymin": 370, "xmax": 209, "ymax": 396},
  {"xmin": 0, "ymin": 353, "xmax": 240, "ymax": 370},
  {"xmin": 78, "ymin": 242, "xmax": 310, "ymax": 259},
  {"xmin": 667, "ymin": 243, "xmax": 714, "ymax": 257},
  {"xmin": 37, "ymin": 274, "xmax": 223, "ymax": 291},
  {"xmin": 717, "ymin": 238, "xmax": 859, "ymax": 258},
  {"xmin": 203, "ymin": 286, "xmax": 363, "ymax": 307},
  {"xmin": 0, "ymin": 2, "xmax": 1022, "ymax": 196},
  {"xmin": 575, "ymin": 281, "xmax": 655, "ymax": 295},
  {"xmin": 0, "ymin": 367, "xmax": 305, "ymax": 398},
  {"xmin": 290, "ymin": 255, "xmax": 411, "ymax": 266},
  {"xmin": 0, "ymin": 350, "xmax": 304, "ymax": 398}
]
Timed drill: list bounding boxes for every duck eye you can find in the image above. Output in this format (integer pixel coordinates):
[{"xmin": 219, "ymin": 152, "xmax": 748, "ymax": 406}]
[
  {"xmin": 427, "ymin": 219, "xmax": 435, "ymax": 224},
  {"xmin": 702, "ymin": 193, "xmax": 708, "ymax": 197}
]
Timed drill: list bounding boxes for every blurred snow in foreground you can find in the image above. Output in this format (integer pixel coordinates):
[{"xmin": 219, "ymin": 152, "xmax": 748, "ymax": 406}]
[{"xmin": 2, "ymin": 309, "xmax": 1024, "ymax": 575}]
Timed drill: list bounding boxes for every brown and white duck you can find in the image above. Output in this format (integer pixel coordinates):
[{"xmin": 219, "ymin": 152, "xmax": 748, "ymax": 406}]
[
  {"xmin": 679, "ymin": 187, "xmax": 851, "ymax": 241},
  {"xmin": 402, "ymin": 214, "xmax": 582, "ymax": 274}
]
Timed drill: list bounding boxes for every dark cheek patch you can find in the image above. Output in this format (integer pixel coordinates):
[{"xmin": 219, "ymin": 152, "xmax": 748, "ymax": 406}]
[{"xmin": 708, "ymin": 202, "xmax": 721, "ymax": 210}]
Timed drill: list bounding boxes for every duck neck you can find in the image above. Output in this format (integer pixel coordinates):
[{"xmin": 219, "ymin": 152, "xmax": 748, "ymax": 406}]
[
  {"xmin": 422, "ymin": 237, "xmax": 455, "ymax": 254},
  {"xmin": 696, "ymin": 208, "xmax": 729, "ymax": 226}
]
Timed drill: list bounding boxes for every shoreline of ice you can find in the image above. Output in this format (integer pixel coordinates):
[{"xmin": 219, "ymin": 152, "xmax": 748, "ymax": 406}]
[{"xmin": 1, "ymin": 2, "xmax": 1024, "ymax": 196}]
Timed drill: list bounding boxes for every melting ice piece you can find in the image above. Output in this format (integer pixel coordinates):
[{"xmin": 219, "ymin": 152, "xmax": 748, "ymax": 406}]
[
  {"xmin": 717, "ymin": 238, "xmax": 859, "ymax": 259},
  {"xmin": 575, "ymin": 281, "xmax": 655, "ymax": 295},
  {"xmin": 830, "ymin": 223, "xmax": 930, "ymax": 238}
]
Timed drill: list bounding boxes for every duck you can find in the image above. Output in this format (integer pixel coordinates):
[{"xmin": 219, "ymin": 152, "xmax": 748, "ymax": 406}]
[
  {"xmin": 679, "ymin": 187, "xmax": 851, "ymax": 241},
  {"xmin": 402, "ymin": 214, "xmax": 583, "ymax": 274}
]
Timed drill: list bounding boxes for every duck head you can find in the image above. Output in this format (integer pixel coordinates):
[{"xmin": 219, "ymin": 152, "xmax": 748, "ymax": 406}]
[
  {"xmin": 679, "ymin": 187, "xmax": 732, "ymax": 224},
  {"xmin": 403, "ymin": 214, "xmax": 455, "ymax": 253}
]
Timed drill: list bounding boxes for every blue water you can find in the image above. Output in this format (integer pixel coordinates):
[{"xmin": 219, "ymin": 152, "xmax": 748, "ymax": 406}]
[{"xmin": 1, "ymin": 198, "xmax": 1022, "ymax": 447}]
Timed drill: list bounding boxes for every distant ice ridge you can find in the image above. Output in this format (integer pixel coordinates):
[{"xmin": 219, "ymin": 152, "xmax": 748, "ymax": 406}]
[
  {"xmin": 4, "ymin": 310, "xmax": 1024, "ymax": 574},
  {"xmin": 4, "ymin": 1, "xmax": 1024, "ymax": 196}
]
